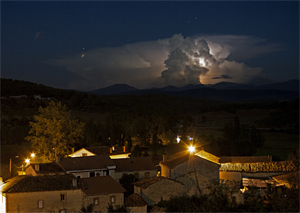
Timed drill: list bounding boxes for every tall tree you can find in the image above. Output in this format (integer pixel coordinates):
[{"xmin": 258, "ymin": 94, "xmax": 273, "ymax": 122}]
[{"xmin": 26, "ymin": 101, "xmax": 85, "ymax": 162}]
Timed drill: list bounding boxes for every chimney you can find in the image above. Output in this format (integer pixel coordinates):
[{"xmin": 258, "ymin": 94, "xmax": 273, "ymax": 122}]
[
  {"xmin": 35, "ymin": 164, "xmax": 40, "ymax": 172},
  {"xmin": 72, "ymin": 178, "xmax": 77, "ymax": 188},
  {"xmin": 0, "ymin": 177, "xmax": 3, "ymax": 185},
  {"xmin": 123, "ymin": 146, "xmax": 126, "ymax": 153},
  {"xmin": 72, "ymin": 147, "xmax": 75, "ymax": 153},
  {"xmin": 163, "ymin": 153, "xmax": 167, "ymax": 162}
]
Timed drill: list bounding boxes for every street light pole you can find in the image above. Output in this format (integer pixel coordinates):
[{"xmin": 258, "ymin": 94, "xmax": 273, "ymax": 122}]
[{"xmin": 10, "ymin": 156, "xmax": 19, "ymax": 178}]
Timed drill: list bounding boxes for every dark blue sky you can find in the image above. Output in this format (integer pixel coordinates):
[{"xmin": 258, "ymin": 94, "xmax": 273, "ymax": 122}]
[{"xmin": 1, "ymin": 1, "xmax": 299, "ymax": 91}]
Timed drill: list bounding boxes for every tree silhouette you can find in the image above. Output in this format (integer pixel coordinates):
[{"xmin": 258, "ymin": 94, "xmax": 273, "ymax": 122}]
[{"xmin": 26, "ymin": 101, "xmax": 85, "ymax": 162}]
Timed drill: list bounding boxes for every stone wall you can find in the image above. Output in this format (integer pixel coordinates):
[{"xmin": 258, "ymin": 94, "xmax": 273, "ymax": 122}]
[
  {"xmin": 220, "ymin": 160, "xmax": 298, "ymax": 172},
  {"xmin": 84, "ymin": 193, "xmax": 124, "ymax": 213},
  {"xmin": 176, "ymin": 173, "xmax": 211, "ymax": 196},
  {"xmin": 127, "ymin": 205, "xmax": 147, "ymax": 213},
  {"xmin": 6, "ymin": 189, "xmax": 84, "ymax": 212},
  {"xmin": 172, "ymin": 157, "xmax": 219, "ymax": 181},
  {"xmin": 134, "ymin": 178, "xmax": 183, "ymax": 205}
]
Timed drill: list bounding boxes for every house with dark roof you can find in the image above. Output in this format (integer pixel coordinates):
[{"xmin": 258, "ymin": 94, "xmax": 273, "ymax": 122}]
[
  {"xmin": 125, "ymin": 193, "xmax": 147, "ymax": 213},
  {"xmin": 68, "ymin": 145, "xmax": 131, "ymax": 159},
  {"xmin": 0, "ymin": 174, "xmax": 126, "ymax": 213},
  {"xmin": 0, "ymin": 174, "xmax": 85, "ymax": 213},
  {"xmin": 58, "ymin": 155, "xmax": 116, "ymax": 179},
  {"xmin": 160, "ymin": 153, "xmax": 220, "ymax": 181},
  {"xmin": 25, "ymin": 162, "xmax": 65, "ymax": 176},
  {"xmin": 80, "ymin": 176, "xmax": 126, "ymax": 212},
  {"xmin": 219, "ymin": 155, "xmax": 299, "ymax": 190},
  {"xmin": 112, "ymin": 157, "xmax": 157, "ymax": 182},
  {"xmin": 159, "ymin": 152, "xmax": 220, "ymax": 197},
  {"xmin": 133, "ymin": 176, "xmax": 184, "ymax": 205}
]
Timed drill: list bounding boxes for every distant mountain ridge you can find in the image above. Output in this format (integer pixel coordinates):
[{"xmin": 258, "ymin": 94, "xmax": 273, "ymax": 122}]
[
  {"xmin": 89, "ymin": 79, "xmax": 299, "ymax": 95},
  {"xmin": 89, "ymin": 84, "xmax": 138, "ymax": 95},
  {"xmin": 88, "ymin": 79, "xmax": 299, "ymax": 102}
]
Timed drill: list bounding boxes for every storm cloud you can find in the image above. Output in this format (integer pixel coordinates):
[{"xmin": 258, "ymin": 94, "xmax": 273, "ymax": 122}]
[{"xmin": 50, "ymin": 34, "xmax": 283, "ymax": 91}]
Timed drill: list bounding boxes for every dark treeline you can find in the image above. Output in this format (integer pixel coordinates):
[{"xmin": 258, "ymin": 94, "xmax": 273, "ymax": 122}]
[{"xmin": 1, "ymin": 78, "xmax": 298, "ymax": 158}]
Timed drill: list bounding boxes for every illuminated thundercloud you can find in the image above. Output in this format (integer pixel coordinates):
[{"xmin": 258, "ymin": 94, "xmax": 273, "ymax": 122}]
[{"xmin": 161, "ymin": 34, "xmax": 217, "ymax": 87}]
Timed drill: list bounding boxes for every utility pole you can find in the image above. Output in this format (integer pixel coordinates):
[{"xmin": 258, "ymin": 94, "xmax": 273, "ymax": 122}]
[{"xmin": 10, "ymin": 156, "xmax": 19, "ymax": 178}]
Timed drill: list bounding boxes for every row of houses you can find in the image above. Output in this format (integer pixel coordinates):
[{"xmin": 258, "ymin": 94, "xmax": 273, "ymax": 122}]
[{"xmin": 1, "ymin": 145, "xmax": 298, "ymax": 212}]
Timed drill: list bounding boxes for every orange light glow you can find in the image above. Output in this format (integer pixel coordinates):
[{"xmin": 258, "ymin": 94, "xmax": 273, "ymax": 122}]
[{"xmin": 188, "ymin": 145, "xmax": 196, "ymax": 153}]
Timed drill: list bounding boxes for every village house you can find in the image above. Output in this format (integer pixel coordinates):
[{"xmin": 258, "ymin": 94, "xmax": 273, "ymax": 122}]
[
  {"xmin": 219, "ymin": 155, "xmax": 298, "ymax": 197},
  {"xmin": 25, "ymin": 161, "xmax": 65, "ymax": 176},
  {"xmin": 68, "ymin": 146, "xmax": 131, "ymax": 159},
  {"xmin": 0, "ymin": 174, "xmax": 85, "ymax": 213},
  {"xmin": 160, "ymin": 153, "xmax": 220, "ymax": 181},
  {"xmin": 0, "ymin": 174, "xmax": 126, "ymax": 213},
  {"xmin": 113, "ymin": 157, "xmax": 157, "ymax": 182},
  {"xmin": 125, "ymin": 193, "xmax": 148, "ymax": 213},
  {"xmin": 58, "ymin": 155, "xmax": 117, "ymax": 179},
  {"xmin": 133, "ymin": 176, "xmax": 184, "ymax": 205},
  {"xmin": 25, "ymin": 155, "xmax": 157, "ymax": 183},
  {"xmin": 159, "ymin": 150, "xmax": 221, "ymax": 197},
  {"xmin": 80, "ymin": 176, "xmax": 126, "ymax": 212}
]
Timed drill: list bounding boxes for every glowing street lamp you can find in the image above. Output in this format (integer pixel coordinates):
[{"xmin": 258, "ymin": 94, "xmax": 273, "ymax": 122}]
[
  {"xmin": 25, "ymin": 159, "xmax": 30, "ymax": 164},
  {"xmin": 31, "ymin": 153, "xmax": 35, "ymax": 158},
  {"xmin": 188, "ymin": 145, "xmax": 196, "ymax": 154}
]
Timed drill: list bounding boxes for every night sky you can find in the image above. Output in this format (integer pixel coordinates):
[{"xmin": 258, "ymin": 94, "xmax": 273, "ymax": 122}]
[{"xmin": 1, "ymin": 1, "xmax": 299, "ymax": 91}]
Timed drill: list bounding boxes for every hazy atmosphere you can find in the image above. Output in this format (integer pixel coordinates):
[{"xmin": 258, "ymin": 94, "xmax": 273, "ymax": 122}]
[{"xmin": 2, "ymin": 1, "xmax": 299, "ymax": 91}]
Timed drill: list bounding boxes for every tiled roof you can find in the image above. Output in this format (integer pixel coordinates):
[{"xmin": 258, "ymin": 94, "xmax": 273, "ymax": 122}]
[
  {"xmin": 1, "ymin": 174, "xmax": 83, "ymax": 193},
  {"xmin": 86, "ymin": 146, "xmax": 130, "ymax": 155},
  {"xmin": 160, "ymin": 154, "xmax": 219, "ymax": 168},
  {"xmin": 133, "ymin": 176, "xmax": 183, "ymax": 189},
  {"xmin": 59, "ymin": 155, "xmax": 115, "ymax": 171},
  {"xmin": 30, "ymin": 162, "xmax": 65, "ymax": 174},
  {"xmin": 80, "ymin": 176, "xmax": 126, "ymax": 196},
  {"xmin": 219, "ymin": 156, "xmax": 272, "ymax": 163},
  {"xmin": 113, "ymin": 157, "xmax": 156, "ymax": 172},
  {"xmin": 160, "ymin": 154, "xmax": 190, "ymax": 168},
  {"xmin": 125, "ymin": 193, "xmax": 148, "ymax": 207}
]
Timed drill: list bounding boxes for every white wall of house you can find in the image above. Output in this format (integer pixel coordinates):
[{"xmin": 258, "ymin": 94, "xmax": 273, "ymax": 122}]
[
  {"xmin": 69, "ymin": 149, "xmax": 95, "ymax": 157},
  {"xmin": 0, "ymin": 192, "xmax": 6, "ymax": 213},
  {"xmin": 68, "ymin": 169, "xmax": 116, "ymax": 179}
]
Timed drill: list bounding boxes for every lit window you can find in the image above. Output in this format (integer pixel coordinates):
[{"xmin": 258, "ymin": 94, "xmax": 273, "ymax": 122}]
[
  {"xmin": 110, "ymin": 196, "xmax": 115, "ymax": 203},
  {"xmin": 82, "ymin": 153, "xmax": 87, "ymax": 156},
  {"xmin": 37, "ymin": 200, "xmax": 44, "ymax": 209},
  {"xmin": 94, "ymin": 198, "xmax": 99, "ymax": 206},
  {"xmin": 61, "ymin": 194, "xmax": 66, "ymax": 201}
]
